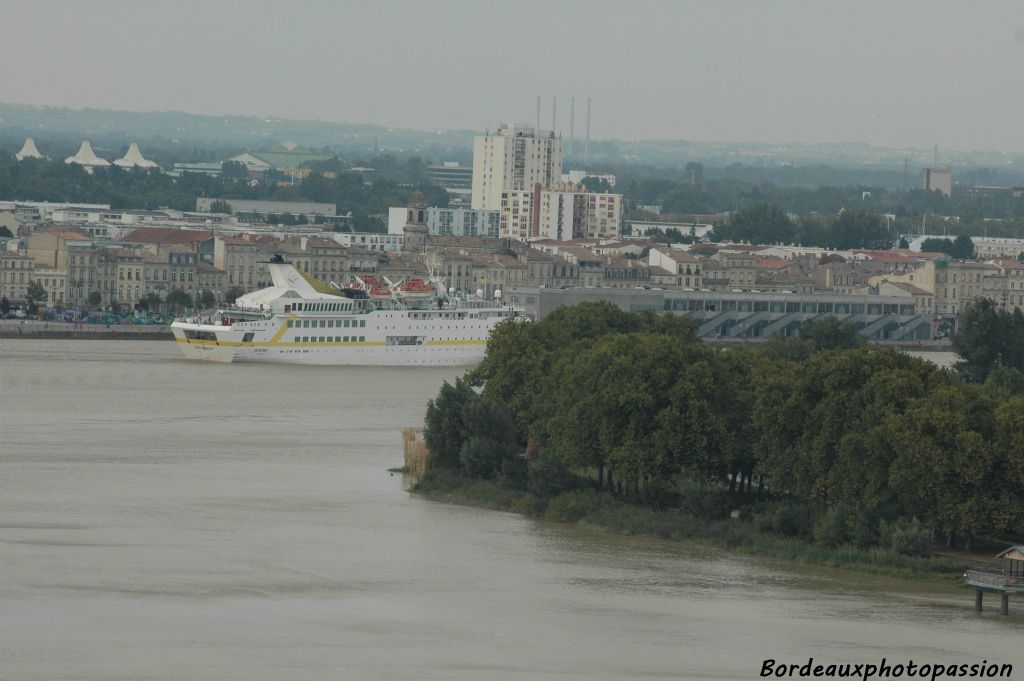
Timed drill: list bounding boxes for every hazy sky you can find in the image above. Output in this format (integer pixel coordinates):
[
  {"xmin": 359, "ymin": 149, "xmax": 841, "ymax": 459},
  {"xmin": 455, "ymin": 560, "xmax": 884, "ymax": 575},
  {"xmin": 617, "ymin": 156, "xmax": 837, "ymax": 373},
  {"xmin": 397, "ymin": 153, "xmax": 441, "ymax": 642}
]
[{"xmin": 2, "ymin": 0, "xmax": 1022, "ymax": 151}]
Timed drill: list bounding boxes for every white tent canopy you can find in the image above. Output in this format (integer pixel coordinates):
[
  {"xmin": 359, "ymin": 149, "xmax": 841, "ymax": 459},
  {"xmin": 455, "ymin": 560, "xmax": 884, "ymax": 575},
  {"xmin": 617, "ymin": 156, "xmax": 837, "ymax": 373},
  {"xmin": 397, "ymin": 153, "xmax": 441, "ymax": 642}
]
[
  {"xmin": 65, "ymin": 140, "xmax": 110, "ymax": 167},
  {"xmin": 15, "ymin": 137, "xmax": 47, "ymax": 161},
  {"xmin": 114, "ymin": 142, "xmax": 159, "ymax": 169}
]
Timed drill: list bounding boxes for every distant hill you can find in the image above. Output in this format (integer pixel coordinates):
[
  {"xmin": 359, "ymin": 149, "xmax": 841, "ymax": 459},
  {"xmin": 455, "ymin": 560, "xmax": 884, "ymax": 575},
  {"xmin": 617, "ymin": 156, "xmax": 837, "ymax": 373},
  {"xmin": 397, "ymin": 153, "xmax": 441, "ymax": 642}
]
[
  {"xmin": 0, "ymin": 102, "xmax": 478, "ymax": 158},
  {"xmin": 2, "ymin": 102, "xmax": 1023, "ymax": 179}
]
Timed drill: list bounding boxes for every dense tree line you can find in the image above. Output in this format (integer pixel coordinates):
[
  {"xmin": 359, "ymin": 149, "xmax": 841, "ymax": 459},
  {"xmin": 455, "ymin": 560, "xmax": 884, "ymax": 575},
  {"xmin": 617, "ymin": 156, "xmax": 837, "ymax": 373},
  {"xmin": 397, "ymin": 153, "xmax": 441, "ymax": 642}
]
[
  {"xmin": 0, "ymin": 153, "xmax": 447, "ymax": 231},
  {"xmin": 711, "ymin": 203, "xmax": 895, "ymax": 249},
  {"xmin": 619, "ymin": 168, "xmax": 1024, "ymax": 226},
  {"xmin": 424, "ymin": 303, "xmax": 1024, "ymax": 554}
]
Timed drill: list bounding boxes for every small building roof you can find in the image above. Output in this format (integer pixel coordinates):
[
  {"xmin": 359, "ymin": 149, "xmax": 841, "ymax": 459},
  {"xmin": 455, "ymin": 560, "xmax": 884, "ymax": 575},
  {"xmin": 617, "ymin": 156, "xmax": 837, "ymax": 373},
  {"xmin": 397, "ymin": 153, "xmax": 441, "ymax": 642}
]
[{"xmin": 996, "ymin": 546, "xmax": 1024, "ymax": 560}]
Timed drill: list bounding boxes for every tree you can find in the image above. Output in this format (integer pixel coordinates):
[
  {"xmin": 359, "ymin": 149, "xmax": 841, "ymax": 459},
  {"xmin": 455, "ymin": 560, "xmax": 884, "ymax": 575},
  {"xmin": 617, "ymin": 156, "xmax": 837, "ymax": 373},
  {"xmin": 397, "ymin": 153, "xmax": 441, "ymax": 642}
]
[
  {"xmin": 220, "ymin": 161, "xmax": 249, "ymax": 180},
  {"xmin": 951, "ymin": 298, "xmax": 1024, "ymax": 382},
  {"xmin": 715, "ymin": 203, "xmax": 794, "ymax": 245},
  {"xmin": 0, "ymin": 226, "xmax": 12, "ymax": 238},
  {"xmin": 166, "ymin": 289, "xmax": 193, "ymax": 313},
  {"xmin": 137, "ymin": 292, "xmax": 161, "ymax": 311},
  {"xmin": 887, "ymin": 384, "xmax": 1010, "ymax": 549},
  {"xmin": 581, "ymin": 177, "xmax": 613, "ymax": 194},
  {"xmin": 208, "ymin": 199, "xmax": 232, "ymax": 214},
  {"xmin": 920, "ymin": 236, "xmax": 974, "ymax": 259},
  {"xmin": 26, "ymin": 280, "xmax": 47, "ymax": 312},
  {"xmin": 198, "ymin": 290, "xmax": 216, "ymax": 309},
  {"xmin": 797, "ymin": 317, "xmax": 865, "ymax": 352},
  {"xmin": 423, "ymin": 378, "xmax": 519, "ymax": 473},
  {"xmin": 224, "ymin": 286, "xmax": 246, "ymax": 304},
  {"xmin": 0, "ymin": 296, "xmax": 10, "ymax": 315},
  {"xmin": 830, "ymin": 209, "xmax": 890, "ymax": 250},
  {"xmin": 87, "ymin": 291, "xmax": 102, "ymax": 308}
]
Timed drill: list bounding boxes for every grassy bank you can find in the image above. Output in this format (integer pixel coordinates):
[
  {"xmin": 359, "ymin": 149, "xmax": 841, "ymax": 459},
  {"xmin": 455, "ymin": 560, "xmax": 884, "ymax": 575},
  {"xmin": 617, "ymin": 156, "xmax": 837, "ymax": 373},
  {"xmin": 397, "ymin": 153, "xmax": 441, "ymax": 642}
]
[{"xmin": 411, "ymin": 473, "xmax": 968, "ymax": 584}]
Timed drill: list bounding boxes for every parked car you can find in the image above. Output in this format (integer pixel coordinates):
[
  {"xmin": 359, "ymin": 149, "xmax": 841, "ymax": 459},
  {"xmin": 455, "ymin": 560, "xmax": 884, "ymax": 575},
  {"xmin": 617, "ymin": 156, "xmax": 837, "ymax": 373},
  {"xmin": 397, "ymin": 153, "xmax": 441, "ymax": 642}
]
[{"xmin": 5, "ymin": 309, "xmax": 26, "ymax": 319}]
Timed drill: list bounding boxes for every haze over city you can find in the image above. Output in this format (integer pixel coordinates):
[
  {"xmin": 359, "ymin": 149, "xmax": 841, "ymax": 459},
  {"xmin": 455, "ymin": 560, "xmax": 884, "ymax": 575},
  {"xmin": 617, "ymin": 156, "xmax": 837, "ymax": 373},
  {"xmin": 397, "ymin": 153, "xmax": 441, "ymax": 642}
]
[{"xmin": 3, "ymin": 0, "xmax": 1023, "ymax": 152}]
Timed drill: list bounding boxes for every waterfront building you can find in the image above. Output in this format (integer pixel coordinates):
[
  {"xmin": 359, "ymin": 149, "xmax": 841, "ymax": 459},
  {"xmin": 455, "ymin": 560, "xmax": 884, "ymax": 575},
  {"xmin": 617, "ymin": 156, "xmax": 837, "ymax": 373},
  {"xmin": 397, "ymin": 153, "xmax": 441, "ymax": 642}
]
[
  {"xmin": 518, "ymin": 287, "xmax": 933, "ymax": 341},
  {"xmin": 0, "ymin": 251, "xmax": 35, "ymax": 303},
  {"xmin": 472, "ymin": 124, "xmax": 562, "ymax": 210},
  {"xmin": 32, "ymin": 267, "xmax": 67, "ymax": 306},
  {"xmin": 870, "ymin": 257, "xmax": 998, "ymax": 315}
]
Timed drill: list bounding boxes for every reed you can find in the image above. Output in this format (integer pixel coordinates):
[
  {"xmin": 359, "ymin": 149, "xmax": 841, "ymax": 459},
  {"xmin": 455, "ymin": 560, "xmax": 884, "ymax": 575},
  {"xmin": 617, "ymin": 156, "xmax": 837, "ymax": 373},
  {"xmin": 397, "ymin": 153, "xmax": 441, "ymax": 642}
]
[{"xmin": 402, "ymin": 427, "xmax": 430, "ymax": 481}]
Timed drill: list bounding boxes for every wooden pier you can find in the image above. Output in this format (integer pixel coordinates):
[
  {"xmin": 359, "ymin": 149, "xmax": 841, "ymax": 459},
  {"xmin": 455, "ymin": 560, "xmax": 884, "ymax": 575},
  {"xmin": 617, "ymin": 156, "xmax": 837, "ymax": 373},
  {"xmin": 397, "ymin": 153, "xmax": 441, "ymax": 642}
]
[{"xmin": 964, "ymin": 546, "xmax": 1024, "ymax": 616}]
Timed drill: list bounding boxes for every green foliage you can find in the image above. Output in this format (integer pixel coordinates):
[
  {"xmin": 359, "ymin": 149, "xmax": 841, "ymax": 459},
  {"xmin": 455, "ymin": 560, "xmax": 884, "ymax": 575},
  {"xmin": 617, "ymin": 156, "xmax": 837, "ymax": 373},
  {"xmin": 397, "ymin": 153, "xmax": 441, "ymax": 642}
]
[
  {"xmin": 198, "ymin": 290, "xmax": 216, "ymax": 309},
  {"xmin": 752, "ymin": 502, "xmax": 816, "ymax": 539},
  {"xmin": 544, "ymin": 489, "xmax": 611, "ymax": 522},
  {"xmin": 830, "ymin": 209, "xmax": 890, "ymax": 250},
  {"xmin": 86, "ymin": 291, "xmax": 102, "ymax": 307},
  {"xmin": 0, "ymin": 226, "xmax": 12, "ymax": 238},
  {"xmin": 224, "ymin": 286, "xmax": 246, "ymax": 304},
  {"xmin": 715, "ymin": 203, "xmax": 794, "ymax": 244},
  {"xmin": 920, "ymin": 235, "xmax": 975, "ymax": 260},
  {"xmin": 208, "ymin": 199, "xmax": 233, "ymax": 214},
  {"xmin": 26, "ymin": 280, "xmax": 47, "ymax": 311},
  {"xmin": 165, "ymin": 289, "xmax": 193, "ymax": 312},
  {"xmin": 459, "ymin": 436, "xmax": 519, "ymax": 480},
  {"xmin": 797, "ymin": 316, "xmax": 865, "ymax": 352},
  {"xmin": 427, "ymin": 302, "xmax": 1024, "ymax": 557},
  {"xmin": 951, "ymin": 298, "xmax": 1024, "ymax": 382},
  {"xmin": 879, "ymin": 518, "xmax": 932, "ymax": 556},
  {"xmin": 813, "ymin": 504, "xmax": 875, "ymax": 548},
  {"xmin": 423, "ymin": 378, "xmax": 478, "ymax": 470},
  {"xmin": 424, "ymin": 378, "xmax": 520, "ymax": 474},
  {"xmin": 527, "ymin": 451, "xmax": 583, "ymax": 498}
]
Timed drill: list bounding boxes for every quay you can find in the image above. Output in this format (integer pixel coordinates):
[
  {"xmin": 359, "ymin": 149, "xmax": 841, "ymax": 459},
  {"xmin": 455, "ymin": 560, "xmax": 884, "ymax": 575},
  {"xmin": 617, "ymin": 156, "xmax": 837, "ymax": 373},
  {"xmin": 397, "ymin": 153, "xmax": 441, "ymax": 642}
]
[
  {"xmin": 964, "ymin": 546, "xmax": 1023, "ymax": 616},
  {"xmin": 0, "ymin": 319, "xmax": 172, "ymax": 340}
]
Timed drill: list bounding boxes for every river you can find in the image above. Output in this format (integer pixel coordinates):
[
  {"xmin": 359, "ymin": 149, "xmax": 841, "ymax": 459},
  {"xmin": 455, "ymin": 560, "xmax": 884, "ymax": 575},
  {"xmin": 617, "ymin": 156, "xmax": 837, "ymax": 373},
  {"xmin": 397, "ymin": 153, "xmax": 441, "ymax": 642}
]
[{"xmin": 1, "ymin": 340, "xmax": 1018, "ymax": 680}]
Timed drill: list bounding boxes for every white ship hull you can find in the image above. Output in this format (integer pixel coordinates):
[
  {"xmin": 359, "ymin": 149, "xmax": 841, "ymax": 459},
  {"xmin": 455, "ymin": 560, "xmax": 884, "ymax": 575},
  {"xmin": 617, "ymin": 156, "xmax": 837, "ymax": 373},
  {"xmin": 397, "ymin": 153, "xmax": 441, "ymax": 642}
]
[
  {"xmin": 171, "ymin": 322, "xmax": 492, "ymax": 366},
  {"xmin": 170, "ymin": 261, "xmax": 521, "ymax": 366}
]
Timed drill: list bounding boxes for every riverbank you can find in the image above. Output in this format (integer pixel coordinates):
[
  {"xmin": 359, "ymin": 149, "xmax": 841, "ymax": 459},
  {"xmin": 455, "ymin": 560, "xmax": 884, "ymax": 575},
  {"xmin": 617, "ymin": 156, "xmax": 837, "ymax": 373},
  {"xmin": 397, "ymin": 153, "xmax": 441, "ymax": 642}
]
[
  {"xmin": 411, "ymin": 473, "xmax": 974, "ymax": 585},
  {"xmin": 0, "ymin": 320, "xmax": 172, "ymax": 340}
]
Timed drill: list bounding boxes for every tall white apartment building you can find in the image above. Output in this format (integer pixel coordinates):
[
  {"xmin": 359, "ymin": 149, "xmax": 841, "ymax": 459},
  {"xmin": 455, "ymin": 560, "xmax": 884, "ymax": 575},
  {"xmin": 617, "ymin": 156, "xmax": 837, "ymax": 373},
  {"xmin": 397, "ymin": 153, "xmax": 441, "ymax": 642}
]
[
  {"xmin": 499, "ymin": 184, "xmax": 623, "ymax": 241},
  {"xmin": 499, "ymin": 190, "xmax": 535, "ymax": 241},
  {"xmin": 472, "ymin": 124, "xmax": 563, "ymax": 210}
]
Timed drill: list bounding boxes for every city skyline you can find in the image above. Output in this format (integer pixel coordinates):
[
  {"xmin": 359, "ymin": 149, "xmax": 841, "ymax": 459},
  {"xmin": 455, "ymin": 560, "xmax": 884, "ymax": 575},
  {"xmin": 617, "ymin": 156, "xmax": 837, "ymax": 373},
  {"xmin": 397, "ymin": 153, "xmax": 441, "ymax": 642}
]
[{"xmin": 2, "ymin": 0, "xmax": 1022, "ymax": 153}]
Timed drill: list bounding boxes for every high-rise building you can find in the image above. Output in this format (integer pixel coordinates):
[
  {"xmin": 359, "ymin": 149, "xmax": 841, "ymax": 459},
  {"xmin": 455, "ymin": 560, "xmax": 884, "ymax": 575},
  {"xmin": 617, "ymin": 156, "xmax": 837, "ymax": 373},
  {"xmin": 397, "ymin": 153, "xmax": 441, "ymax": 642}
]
[
  {"xmin": 472, "ymin": 124, "xmax": 563, "ymax": 210},
  {"xmin": 921, "ymin": 167, "xmax": 952, "ymax": 197},
  {"xmin": 498, "ymin": 184, "xmax": 623, "ymax": 241}
]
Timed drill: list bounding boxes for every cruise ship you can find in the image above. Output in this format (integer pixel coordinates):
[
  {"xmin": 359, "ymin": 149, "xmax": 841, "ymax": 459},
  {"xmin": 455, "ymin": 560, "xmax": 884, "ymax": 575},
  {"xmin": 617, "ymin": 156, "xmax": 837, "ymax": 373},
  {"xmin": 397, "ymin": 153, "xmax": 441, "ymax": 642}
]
[{"xmin": 170, "ymin": 259, "xmax": 524, "ymax": 365}]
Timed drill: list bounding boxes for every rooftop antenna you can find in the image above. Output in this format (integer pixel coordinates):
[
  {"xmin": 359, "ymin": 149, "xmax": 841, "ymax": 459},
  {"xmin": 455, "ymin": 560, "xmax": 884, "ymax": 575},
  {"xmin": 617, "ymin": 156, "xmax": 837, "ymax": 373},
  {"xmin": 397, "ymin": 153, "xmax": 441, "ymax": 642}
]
[
  {"xmin": 585, "ymin": 97, "xmax": 591, "ymax": 161},
  {"xmin": 903, "ymin": 158, "xmax": 909, "ymax": 192},
  {"xmin": 933, "ymin": 144, "xmax": 938, "ymax": 166},
  {"xmin": 535, "ymin": 96, "xmax": 540, "ymax": 134},
  {"xmin": 552, "ymin": 97, "xmax": 557, "ymax": 136}
]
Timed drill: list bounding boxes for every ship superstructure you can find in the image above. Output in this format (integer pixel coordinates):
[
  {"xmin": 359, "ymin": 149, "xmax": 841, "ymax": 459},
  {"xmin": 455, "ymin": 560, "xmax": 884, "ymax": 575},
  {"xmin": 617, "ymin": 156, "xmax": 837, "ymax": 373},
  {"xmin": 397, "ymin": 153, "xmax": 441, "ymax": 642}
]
[{"xmin": 170, "ymin": 260, "xmax": 524, "ymax": 365}]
